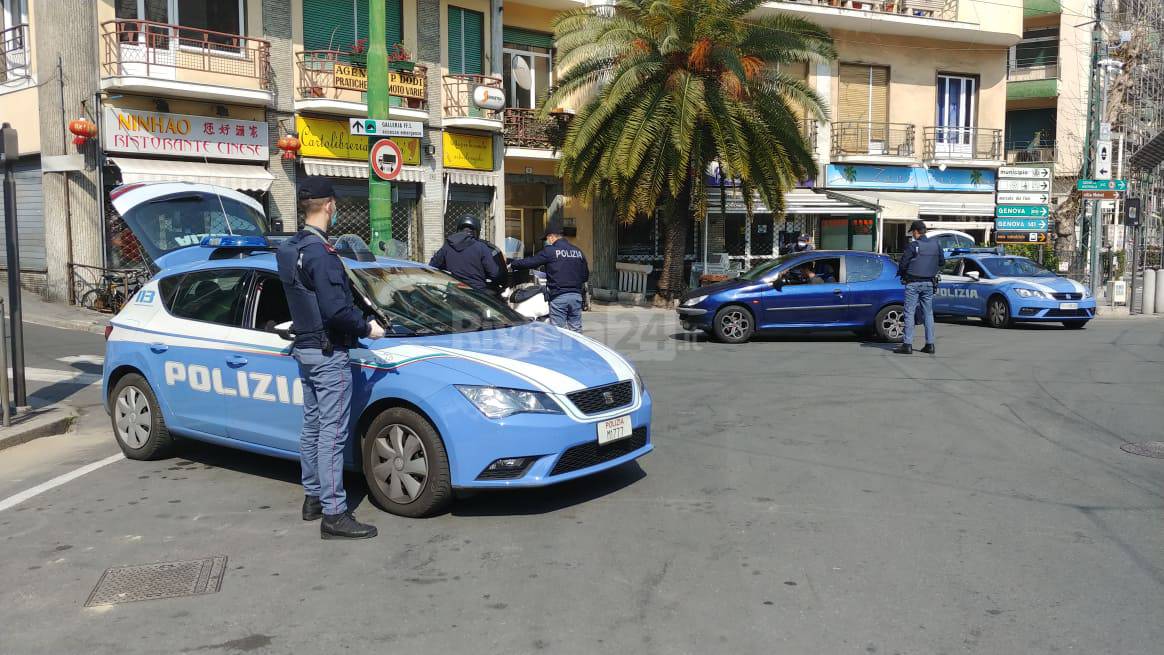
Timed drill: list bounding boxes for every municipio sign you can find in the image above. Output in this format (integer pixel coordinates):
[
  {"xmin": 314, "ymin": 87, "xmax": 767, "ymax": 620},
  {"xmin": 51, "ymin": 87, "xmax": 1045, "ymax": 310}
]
[
  {"xmin": 369, "ymin": 139, "xmax": 403, "ymax": 181},
  {"xmin": 998, "ymin": 166, "xmax": 1051, "ymax": 179}
]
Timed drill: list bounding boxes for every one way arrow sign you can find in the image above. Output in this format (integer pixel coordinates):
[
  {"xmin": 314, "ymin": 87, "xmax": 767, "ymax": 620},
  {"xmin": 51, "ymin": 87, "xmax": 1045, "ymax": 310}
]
[{"xmin": 1094, "ymin": 139, "xmax": 1112, "ymax": 180}]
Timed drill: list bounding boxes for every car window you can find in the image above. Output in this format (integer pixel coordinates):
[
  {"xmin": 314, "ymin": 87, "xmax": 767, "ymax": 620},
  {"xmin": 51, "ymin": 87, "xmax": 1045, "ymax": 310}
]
[
  {"xmin": 784, "ymin": 257, "xmax": 840, "ymax": 285},
  {"xmin": 980, "ymin": 257, "xmax": 1056, "ymax": 278},
  {"xmin": 168, "ymin": 269, "xmax": 250, "ymax": 326},
  {"xmin": 941, "ymin": 258, "xmax": 962, "ymax": 276},
  {"xmin": 962, "ymin": 260, "xmax": 984, "ymax": 277},
  {"xmin": 845, "ymin": 254, "xmax": 883, "ymax": 283},
  {"xmin": 250, "ymin": 274, "xmax": 292, "ymax": 332}
]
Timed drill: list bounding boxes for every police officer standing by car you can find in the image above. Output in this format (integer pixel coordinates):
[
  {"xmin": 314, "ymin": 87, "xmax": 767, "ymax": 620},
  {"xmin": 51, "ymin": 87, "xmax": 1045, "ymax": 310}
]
[
  {"xmin": 429, "ymin": 216, "xmax": 505, "ymax": 294},
  {"xmin": 895, "ymin": 220, "xmax": 943, "ymax": 355},
  {"xmin": 510, "ymin": 223, "xmax": 589, "ymax": 331},
  {"xmin": 277, "ymin": 177, "xmax": 385, "ymax": 540}
]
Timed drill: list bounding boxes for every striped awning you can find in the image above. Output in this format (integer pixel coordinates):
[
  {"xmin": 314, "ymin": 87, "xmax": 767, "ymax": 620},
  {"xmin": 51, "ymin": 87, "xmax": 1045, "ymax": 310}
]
[
  {"xmin": 446, "ymin": 169, "xmax": 497, "ymax": 187},
  {"xmin": 844, "ymin": 191, "xmax": 996, "ymax": 218},
  {"xmin": 109, "ymin": 157, "xmax": 274, "ymax": 192},
  {"xmin": 301, "ymin": 158, "xmax": 425, "ymax": 183}
]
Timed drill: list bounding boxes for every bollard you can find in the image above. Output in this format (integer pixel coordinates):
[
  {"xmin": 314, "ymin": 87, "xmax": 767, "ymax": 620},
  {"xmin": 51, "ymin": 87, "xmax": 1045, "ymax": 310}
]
[
  {"xmin": 1144, "ymin": 268, "xmax": 1157, "ymax": 315},
  {"xmin": 1156, "ymin": 268, "xmax": 1164, "ymax": 314}
]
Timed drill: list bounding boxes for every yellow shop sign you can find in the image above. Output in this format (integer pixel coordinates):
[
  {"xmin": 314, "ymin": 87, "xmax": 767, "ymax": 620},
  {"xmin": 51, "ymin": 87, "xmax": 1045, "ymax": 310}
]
[
  {"xmin": 443, "ymin": 132, "xmax": 493, "ymax": 171},
  {"xmin": 296, "ymin": 115, "xmax": 419, "ymax": 165},
  {"xmin": 332, "ymin": 65, "xmax": 427, "ymax": 100}
]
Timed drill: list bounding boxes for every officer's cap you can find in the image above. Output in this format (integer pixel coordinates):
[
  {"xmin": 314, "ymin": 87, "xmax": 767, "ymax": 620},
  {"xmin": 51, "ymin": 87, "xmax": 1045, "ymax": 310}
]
[
  {"xmin": 908, "ymin": 220, "xmax": 927, "ymax": 233},
  {"xmin": 298, "ymin": 176, "xmax": 335, "ymax": 201}
]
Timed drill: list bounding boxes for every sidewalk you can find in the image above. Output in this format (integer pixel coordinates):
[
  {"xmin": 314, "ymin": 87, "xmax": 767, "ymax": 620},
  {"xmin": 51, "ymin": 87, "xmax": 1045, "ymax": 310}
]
[{"xmin": 0, "ymin": 291, "xmax": 109, "ymax": 335}]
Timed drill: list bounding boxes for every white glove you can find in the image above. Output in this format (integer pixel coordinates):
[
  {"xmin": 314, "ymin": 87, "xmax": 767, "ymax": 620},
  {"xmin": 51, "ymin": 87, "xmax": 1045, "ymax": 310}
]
[{"xmin": 366, "ymin": 321, "xmax": 386, "ymax": 339}]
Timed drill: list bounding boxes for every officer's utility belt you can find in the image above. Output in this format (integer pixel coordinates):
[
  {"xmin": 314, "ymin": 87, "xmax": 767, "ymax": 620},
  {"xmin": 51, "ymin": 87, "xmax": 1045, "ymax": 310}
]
[
  {"xmin": 296, "ymin": 328, "xmax": 334, "ymax": 355},
  {"xmin": 904, "ymin": 275, "xmax": 937, "ymax": 283}
]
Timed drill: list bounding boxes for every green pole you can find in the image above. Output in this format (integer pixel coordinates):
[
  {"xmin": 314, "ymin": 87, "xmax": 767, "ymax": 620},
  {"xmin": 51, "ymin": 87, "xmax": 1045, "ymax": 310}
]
[{"xmin": 367, "ymin": 0, "xmax": 392, "ymax": 253}]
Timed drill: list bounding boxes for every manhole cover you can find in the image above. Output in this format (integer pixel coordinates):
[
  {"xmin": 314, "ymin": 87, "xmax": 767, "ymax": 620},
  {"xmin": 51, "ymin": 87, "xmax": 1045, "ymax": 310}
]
[
  {"xmin": 1120, "ymin": 442, "xmax": 1164, "ymax": 459},
  {"xmin": 85, "ymin": 556, "xmax": 227, "ymax": 607}
]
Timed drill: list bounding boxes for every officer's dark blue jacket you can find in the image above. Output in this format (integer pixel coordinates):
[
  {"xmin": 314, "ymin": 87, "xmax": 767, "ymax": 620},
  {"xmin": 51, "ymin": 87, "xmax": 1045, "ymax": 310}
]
[
  {"xmin": 429, "ymin": 231, "xmax": 502, "ymax": 291},
  {"xmin": 511, "ymin": 238, "xmax": 589, "ymax": 299},
  {"xmin": 897, "ymin": 235, "xmax": 945, "ymax": 281},
  {"xmin": 276, "ymin": 226, "xmax": 368, "ymax": 350}
]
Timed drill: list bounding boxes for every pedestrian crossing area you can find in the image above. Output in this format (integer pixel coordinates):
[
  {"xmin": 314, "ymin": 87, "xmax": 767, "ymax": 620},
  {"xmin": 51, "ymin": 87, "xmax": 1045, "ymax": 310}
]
[{"xmin": 8, "ymin": 356, "xmax": 104, "ymax": 387}]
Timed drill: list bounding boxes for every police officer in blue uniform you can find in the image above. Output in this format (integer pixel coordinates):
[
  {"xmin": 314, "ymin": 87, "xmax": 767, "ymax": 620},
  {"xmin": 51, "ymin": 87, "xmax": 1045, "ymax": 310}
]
[
  {"xmin": 510, "ymin": 223, "xmax": 589, "ymax": 331},
  {"xmin": 429, "ymin": 216, "xmax": 504, "ymax": 294},
  {"xmin": 895, "ymin": 220, "xmax": 944, "ymax": 355},
  {"xmin": 277, "ymin": 177, "xmax": 385, "ymax": 539}
]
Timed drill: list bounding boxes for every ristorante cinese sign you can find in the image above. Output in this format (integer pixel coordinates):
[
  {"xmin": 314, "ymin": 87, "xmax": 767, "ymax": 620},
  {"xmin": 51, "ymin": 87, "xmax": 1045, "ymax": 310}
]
[{"xmin": 102, "ymin": 107, "xmax": 269, "ymax": 162}]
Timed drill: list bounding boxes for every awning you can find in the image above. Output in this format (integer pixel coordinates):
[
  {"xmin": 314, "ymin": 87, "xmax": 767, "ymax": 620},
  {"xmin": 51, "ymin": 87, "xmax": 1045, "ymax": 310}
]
[
  {"xmin": 446, "ymin": 170, "xmax": 497, "ymax": 187},
  {"xmin": 707, "ymin": 188, "xmax": 875, "ymax": 214},
  {"xmin": 301, "ymin": 157, "xmax": 426, "ymax": 183},
  {"xmin": 109, "ymin": 157, "xmax": 274, "ymax": 192},
  {"xmin": 841, "ymin": 191, "xmax": 996, "ymax": 219}
]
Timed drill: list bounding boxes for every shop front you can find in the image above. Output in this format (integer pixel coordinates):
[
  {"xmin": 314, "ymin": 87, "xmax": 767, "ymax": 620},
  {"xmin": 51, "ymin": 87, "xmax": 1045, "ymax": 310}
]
[
  {"xmin": 443, "ymin": 131, "xmax": 499, "ymax": 243},
  {"xmin": 296, "ymin": 115, "xmax": 424, "ymax": 260}
]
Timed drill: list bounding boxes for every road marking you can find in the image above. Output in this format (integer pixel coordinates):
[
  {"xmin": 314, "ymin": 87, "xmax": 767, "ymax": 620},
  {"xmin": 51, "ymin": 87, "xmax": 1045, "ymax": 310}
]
[
  {"xmin": 6, "ymin": 367, "xmax": 101, "ymax": 386},
  {"xmin": 57, "ymin": 355, "xmax": 105, "ymax": 366},
  {"xmin": 0, "ymin": 453, "xmax": 125, "ymax": 512}
]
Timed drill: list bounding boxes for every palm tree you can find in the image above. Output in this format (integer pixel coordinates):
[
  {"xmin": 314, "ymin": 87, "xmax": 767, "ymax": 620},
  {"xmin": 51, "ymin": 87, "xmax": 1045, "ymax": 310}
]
[{"xmin": 543, "ymin": 0, "xmax": 835, "ymax": 303}]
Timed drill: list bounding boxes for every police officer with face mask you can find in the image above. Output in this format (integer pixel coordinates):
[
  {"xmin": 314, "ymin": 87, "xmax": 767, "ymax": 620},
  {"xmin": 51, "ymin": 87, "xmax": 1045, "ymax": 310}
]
[
  {"xmin": 895, "ymin": 220, "xmax": 944, "ymax": 355},
  {"xmin": 510, "ymin": 223, "xmax": 589, "ymax": 331},
  {"xmin": 277, "ymin": 177, "xmax": 385, "ymax": 540}
]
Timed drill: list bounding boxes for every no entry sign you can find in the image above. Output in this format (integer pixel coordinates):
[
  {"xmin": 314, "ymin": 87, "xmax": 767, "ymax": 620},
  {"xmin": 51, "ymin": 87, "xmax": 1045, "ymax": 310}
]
[{"xmin": 369, "ymin": 139, "xmax": 402, "ymax": 181}]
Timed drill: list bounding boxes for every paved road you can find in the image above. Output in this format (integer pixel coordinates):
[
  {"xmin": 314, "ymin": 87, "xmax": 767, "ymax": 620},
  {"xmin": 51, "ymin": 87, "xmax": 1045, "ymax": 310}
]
[{"xmin": 0, "ymin": 314, "xmax": 1161, "ymax": 654}]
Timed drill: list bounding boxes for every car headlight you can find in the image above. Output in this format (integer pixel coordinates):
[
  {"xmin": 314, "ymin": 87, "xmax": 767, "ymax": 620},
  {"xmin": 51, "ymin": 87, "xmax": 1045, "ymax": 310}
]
[
  {"xmin": 633, "ymin": 371, "xmax": 647, "ymax": 396},
  {"xmin": 455, "ymin": 385, "xmax": 563, "ymax": 419},
  {"xmin": 1015, "ymin": 288, "xmax": 1049, "ymax": 299},
  {"xmin": 681, "ymin": 294, "xmax": 708, "ymax": 307},
  {"xmin": 1081, "ymin": 287, "xmax": 1091, "ymax": 298}
]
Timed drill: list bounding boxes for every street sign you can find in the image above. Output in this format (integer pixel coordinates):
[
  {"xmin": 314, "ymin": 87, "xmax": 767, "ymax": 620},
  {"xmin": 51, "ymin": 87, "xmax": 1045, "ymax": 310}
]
[
  {"xmin": 997, "ymin": 178, "xmax": 1051, "ymax": 192},
  {"xmin": 995, "ymin": 231, "xmax": 1048, "ymax": 244},
  {"xmin": 995, "ymin": 217, "xmax": 1049, "ymax": 231},
  {"xmin": 1094, "ymin": 140, "xmax": 1113, "ymax": 179},
  {"xmin": 996, "ymin": 191, "xmax": 1050, "ymax": 205},
  {"xmin": 1099, "ymin": 122, "xmax": 1112, "ymax": 141},
  {"xmin": 1081, "ymin": 190, "xmax": 1119, "ymax": 200},
  {"xmin": 995, "ymin": 204, "xmax": 1049, "ymax": 218},
  {"xmin": 350, "ymin": 117, "xmax": 424, "ymax": 138},
  {"xmin": 1077, "ymin": 179, "xmax": 1126, "ymax": 191},
  {"xmin": 368, "ymin": 138, "xmax": 402, "ymax": 181},
  {"xmin": 997, "ymin": 166, "xmax": 1051, "ymax": 179}
]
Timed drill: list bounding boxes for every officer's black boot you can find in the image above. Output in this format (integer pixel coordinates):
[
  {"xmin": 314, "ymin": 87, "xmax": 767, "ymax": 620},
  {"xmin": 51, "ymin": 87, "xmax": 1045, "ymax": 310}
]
[
  {"xmin": 921, "ymin": 343, "xmax": 936, "ymax": 354},
  {"xmin": 321, "ymin": 512, "xmax": 378, "ymax": 540},
  {"xmin": 302, "ymin": 495, "xmax": 323, "ymax": 521},
  {"xmin": 893, "ymin": 343, "xmax": 913, "ymax": 354}
]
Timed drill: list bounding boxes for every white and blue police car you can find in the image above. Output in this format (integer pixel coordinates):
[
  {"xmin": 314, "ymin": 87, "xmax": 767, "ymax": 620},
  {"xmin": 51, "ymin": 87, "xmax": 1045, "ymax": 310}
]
[{"xmin": 103, "ymin": 183, "xmax": 651, "ymax": 517}]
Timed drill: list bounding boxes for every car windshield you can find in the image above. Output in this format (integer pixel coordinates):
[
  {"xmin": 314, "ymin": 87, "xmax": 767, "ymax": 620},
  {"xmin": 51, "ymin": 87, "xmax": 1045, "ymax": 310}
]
[
  {"xmin": 980, "ymin": 257, "xmax": 1056, "ymax": 278},
  {"xmin": 351, "ymin": 267, "xmax": 527, "ymax": 336},
  {"xmin": 737, "ymin": 255, "xmax": 796, "ymax": 280},
  {"xmin": 116, "ymin": 193, "xmax": 268, "ymax": 266}
]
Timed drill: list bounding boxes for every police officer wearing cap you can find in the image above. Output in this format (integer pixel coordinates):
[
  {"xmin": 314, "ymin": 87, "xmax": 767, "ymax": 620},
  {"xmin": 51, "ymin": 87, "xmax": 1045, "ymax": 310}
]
[
  {"xmin": 429, "ymin": 216, "xmax": 504, "ymax": 293},
  {"xmin": 895, "ymin": 220, "xmax": 943, "ymax": 355},
  {"xmin": 510, "ymin": 223, "xmax": 589, "ymax": 331},
  {"xmin": 277, "ymin": 176, "xmax": 385, "ymax": 539}
]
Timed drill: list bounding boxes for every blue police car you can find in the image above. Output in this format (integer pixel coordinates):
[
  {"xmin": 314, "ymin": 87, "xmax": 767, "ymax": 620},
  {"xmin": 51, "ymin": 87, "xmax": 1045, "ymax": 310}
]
[
  {"xmin": 102, "ymin": 183, "xmax": 651, "ymax": 517},
  {"xmin": 677, "ymin": 251, "xmax": 906, "ymax": 343},
  {"xmin": 934, "ymin": 250, "xmax": 1096, "ymax": 328}
]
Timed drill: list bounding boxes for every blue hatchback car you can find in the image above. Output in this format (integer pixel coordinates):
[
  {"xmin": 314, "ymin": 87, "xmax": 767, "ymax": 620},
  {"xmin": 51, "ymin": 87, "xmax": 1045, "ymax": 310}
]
[
  {"xmin": 935, "ymin": 251, "xmax": 1096, "ymax": 328},
  {"xmin": 677, "ymin": 251, "xmax": 906, "ymax": 343},
  {"xmin": 103, "ymin": 183, "xmax": 651, "ymax": 517}
]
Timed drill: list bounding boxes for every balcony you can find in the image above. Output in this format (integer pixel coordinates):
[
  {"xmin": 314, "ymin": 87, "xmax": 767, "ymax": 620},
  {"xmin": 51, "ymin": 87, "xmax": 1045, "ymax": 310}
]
[
  {"xmin": 100, "ymin": 20, "xmax": 271, "ymax": 106},
  {"xmin": 923, "ymin": 126, "xmax": 1003, "ymax": 164},
  {"xmin": 443, "ymin": 74, "xmax": 504, "ymax": 131},
  {"xmin": 1005, "ymin": 139, "xmax": 1056, "ymax": 164},
  {"xmin": 1007, "ymin": 64, "xmax": 1059, "ymax": 101},
  {"xmin": 295, "ymin": 50, "xmax": 428, "ymax": 121},
  {"xmin": 831, "ymin": 121, "xmax": 916, "ymax": 162},
  {"xmin": 761, "ymin": 0, "xmax": 1020, "ymax": 45},
  {"xmin": 503, "ymin": 108, "xmax": 573, "ymax": 157},
  {"xmin": 0, "ymin": 23, "xmax": 31, "ymax": 85},
  {"xmin": 777, "ymin": 0, "xmax": 956, "ymax": 19}
]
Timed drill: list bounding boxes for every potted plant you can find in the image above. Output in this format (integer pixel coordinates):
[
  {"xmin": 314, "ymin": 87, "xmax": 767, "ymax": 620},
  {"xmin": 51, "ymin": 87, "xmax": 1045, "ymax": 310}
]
[
  {"xmin": 349, "ymin": 38, "xmax": 368, "ymax": 68},
  {"xmin": 388, "ymin": 43, "xmax": 415, "ymax": 72}
]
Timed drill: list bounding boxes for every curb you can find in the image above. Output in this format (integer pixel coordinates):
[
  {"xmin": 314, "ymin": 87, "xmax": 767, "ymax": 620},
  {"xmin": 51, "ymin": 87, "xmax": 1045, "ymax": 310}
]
[{"xmin": 0, "ymin": 405, "xmax": 80, "ymax": 452}]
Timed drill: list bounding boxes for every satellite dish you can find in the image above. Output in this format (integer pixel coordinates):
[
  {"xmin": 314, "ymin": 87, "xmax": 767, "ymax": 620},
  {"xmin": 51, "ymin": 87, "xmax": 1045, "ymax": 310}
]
[{"xmin": 512, "ymin": 56, "xmax": 533, "ymax": 91}]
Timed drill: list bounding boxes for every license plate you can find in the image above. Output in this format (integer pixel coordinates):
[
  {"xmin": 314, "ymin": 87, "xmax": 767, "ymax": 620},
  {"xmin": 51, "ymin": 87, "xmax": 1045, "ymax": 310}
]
[
  {"xmin": 597, "ymin": 415, "xmax": 633, "ymax": 445},
  {"xmin": 1060, "ymin": 302, "xmax": 1079, "ymax": 310}
]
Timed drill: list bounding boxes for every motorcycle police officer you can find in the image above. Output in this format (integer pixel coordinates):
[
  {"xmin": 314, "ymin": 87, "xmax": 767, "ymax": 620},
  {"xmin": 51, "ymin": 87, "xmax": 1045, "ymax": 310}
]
[
  {"xmin": 429, "ymin": 216, "xmax": 504, "ymax": 294},
  {"xmin": 277, "ymin": 176, "xmax": 385, "ymax": 540},
  {"xmin": 895, "ymin": 220, "xmax": 943, "ymax": 355},
  {"xmin": 510, "ymin": 223, "xmax": 589, "ymax": 331}
]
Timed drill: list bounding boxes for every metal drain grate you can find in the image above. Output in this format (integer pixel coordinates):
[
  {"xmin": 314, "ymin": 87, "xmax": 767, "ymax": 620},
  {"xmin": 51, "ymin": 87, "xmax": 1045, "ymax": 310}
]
[
  {"xmin": 85, "ymin": 556, "xmax": 227, "ymax": 607},
  {"xmin": 1120, "ymin": 442, "xmax": 1164, "ymax": 459}
]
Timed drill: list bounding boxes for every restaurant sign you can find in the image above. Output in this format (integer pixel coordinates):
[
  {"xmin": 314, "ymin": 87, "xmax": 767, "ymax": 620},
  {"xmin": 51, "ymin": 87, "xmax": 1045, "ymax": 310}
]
[
  {"xmin": 333, "ymin": 65, "xmax": 427, "ymax": 100},
  {"xmin": 296, "ymin": 116, "xmax": 420, "ymax": 165},
  {"xmin": 103, "ymin": 107, "xmax": 268, "ymax": 161}
]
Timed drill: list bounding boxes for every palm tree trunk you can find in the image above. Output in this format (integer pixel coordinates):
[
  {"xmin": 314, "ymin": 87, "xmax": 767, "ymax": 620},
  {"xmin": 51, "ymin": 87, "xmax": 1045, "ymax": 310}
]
[{"xmin": 655, "ymin": 180, "xmax": 692, "ymax": 306}]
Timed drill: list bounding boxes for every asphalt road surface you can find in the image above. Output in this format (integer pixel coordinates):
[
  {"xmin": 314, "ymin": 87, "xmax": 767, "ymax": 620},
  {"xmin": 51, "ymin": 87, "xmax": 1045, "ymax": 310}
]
[{"xmin": 0, "ymin": 313, "xmax": 1161, "ymax": 655}]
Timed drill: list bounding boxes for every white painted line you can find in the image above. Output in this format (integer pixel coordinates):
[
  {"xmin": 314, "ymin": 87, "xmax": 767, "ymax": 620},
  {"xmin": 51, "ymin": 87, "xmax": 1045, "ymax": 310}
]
[
  {"xmin": 57, "ymin": 355, "xmax": 105, "ymax": 366},
  {"xmin": 0, "ymin": 453, "xmax": 125, "ymax": 512},
  {"xmin": 6, "ymin": 367, "xmax": 102, "ymax": 386}
]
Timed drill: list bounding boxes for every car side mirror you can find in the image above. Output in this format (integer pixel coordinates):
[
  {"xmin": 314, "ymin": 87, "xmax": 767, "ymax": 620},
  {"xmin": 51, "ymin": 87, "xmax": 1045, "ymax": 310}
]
[
  {"xmin": 273, "ymin": 320, "xmax": 296, "ymax": 341},
  {"xmin": 771, "ymin": 277, "xmax": 783, "ymax": 290},
  {"xmin": 966, "ymin": 271, "xmax": 980, "ymax": 281}
]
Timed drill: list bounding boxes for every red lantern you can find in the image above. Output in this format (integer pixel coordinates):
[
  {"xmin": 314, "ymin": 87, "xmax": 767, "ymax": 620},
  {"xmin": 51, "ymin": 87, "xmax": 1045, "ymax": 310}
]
[
  {"xmin": 277, "ymin": 134, "xmax": 301, "ymax": 160},
  {"xmin": 68, "ymin": 118, "xmax": 97, "ymax": 147}
]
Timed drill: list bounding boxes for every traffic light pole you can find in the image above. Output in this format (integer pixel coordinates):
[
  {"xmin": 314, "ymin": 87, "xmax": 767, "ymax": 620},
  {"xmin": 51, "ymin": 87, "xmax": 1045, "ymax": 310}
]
[{"xmin": 367, "ymin": 0, "xmax": 393, "ymax": 247}]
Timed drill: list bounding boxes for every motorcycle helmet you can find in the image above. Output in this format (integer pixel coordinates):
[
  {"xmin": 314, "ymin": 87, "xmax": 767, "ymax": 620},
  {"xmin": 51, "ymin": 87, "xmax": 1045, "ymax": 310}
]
[{"xmin": 457, "ymin": 216, "xmax": 481, "ymax": 235}]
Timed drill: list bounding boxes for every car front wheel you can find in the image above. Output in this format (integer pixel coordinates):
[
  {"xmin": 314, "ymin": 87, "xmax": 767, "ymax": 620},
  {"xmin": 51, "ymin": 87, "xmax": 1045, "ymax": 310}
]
[
  {"xmin": 874, "ymin": 305, "xmax": 905, "ymax": 342},
  {"xmin": 362, "ymin": 407, "xmax": 452, "ymax": 518},
  {"xmin": 713, "ymin": 306, "xmax": 754, "ymax": 344},
  {"xmin": 986, "ymin": 297, "xmax": 1012, "ymax": 328},
  {"xmin": 110, "ymin": 373, "xmax": 174, "ymax": 460}
]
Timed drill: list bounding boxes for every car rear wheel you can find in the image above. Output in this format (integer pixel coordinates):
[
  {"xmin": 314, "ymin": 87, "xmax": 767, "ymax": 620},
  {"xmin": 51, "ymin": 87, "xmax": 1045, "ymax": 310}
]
[
  {"xmin": 986, "ymin": 296, "xmax": 1012, "ymax": 328},
  {"xmin": 1062, "ymin": 320, "xmax": 1088, "ymax": 329},
  {"xmin": 362, "ymin": 407, "xmax": 452, "ymax": 518},
  {"xmin": 874, "ymin": 305, "xmax": 905, "ymax": 342},
  {"xmin": 713, "ymin": 306, "xmax": 754, "ymax": 344},
  {"xmin": 110, "ymin": 373, "xmax": 174, "ymax": 460}
]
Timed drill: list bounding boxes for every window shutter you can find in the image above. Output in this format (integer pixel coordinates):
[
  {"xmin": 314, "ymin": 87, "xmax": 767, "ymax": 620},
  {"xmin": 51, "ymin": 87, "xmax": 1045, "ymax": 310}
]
[
  {"xmin": 869, "ymin": 66, "xmax": 889, "ymax": 124},
  {"xmin": 304, "ymin": 0, "xmax": 355, "ymax": 52},
  {"xmin": 461, "ymin": 8, "xmax": 484, "ymax": 74},
  {"xmin": 448, "ymin": 6, "xmax": 463, "ymax": 73},
  {"xmin": 837, "ymin": 64, "xmax": 889, "ymax": 123},
  {"xmin": 386, "ymin": 0, "xmax": 403, "ymax": 46},
  {"xmin": 503, "ymin": 26, "xmax": 553, "ymax": 50}
]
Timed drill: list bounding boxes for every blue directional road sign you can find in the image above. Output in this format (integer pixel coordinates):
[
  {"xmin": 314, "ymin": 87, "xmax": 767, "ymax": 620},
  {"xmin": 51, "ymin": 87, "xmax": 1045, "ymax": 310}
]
[
  {"xmin": 1077, "ymin": 179, "xmax": 1127, "ymax": 191},
  {"xmin": 995, "ymin": 217, "xmax": 1049, "ymax": 231},
  {"xmin": 995, "ymin": 204, "xmax": 1049, "ymax": 218}
]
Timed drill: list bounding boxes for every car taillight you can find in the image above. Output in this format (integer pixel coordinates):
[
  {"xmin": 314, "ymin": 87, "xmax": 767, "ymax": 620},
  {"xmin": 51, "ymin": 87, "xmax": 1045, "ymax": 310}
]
[{"xmin": 104, "ymin": 325, "xmax": 113, "ymax": 340}]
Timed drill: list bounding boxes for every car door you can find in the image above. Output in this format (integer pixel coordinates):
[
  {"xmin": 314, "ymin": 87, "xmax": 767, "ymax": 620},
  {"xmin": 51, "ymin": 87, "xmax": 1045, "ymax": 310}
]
[
  {"xmin": 841, "ymin": 253, "xmax": 886, "ymax": 326},
  {"xmin": 761, "ymin": 256, "xmax": 847, "ymax": 327},
  {"xmin": 934, "ymin": 258, "xmax": 967, "ymax": 315},
  {"xmin": 152, "ymin": 268, "xmax": 251, "ymax": 437}
]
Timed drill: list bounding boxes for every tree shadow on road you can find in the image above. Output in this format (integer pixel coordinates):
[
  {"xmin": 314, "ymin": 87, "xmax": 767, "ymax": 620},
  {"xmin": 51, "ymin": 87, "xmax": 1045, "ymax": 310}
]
[{"xmin": 450, "ymin": 461, "xmax": 647, "ymax": 517}]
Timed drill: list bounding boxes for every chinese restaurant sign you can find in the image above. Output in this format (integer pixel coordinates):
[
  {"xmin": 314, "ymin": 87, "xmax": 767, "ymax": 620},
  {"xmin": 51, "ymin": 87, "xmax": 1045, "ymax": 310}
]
[
  {"xmin": 296, "ymin": 116, "xmax": 420, "ymax": 165},
  {"xmin": 103, "ymin": 107, "xmax": 268, "ymax": 161}
]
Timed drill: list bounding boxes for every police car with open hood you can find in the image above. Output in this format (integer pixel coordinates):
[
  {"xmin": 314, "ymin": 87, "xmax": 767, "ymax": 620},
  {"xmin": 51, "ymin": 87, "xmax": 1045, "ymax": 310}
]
[
  {"xmin": 934, "ymin": 249, "xmax": 1095, "ymax": 329},
  {"xmin": 102, "ymin": 183, "xmax": 651, "ymax": 517}
]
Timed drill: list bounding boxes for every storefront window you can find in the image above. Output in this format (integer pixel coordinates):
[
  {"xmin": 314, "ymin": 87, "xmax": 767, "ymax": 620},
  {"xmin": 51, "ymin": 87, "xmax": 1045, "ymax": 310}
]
[{"xmin": 820, "ymin": 218, "xmax": 849, "ymax": 250}]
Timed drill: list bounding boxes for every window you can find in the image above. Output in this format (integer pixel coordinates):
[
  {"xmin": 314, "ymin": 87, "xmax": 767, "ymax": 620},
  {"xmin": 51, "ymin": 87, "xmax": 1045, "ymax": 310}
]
[
  {"xmin": 786, "ymin": 257, "xmax": 841, "ymax": 285},
  {"xmin": 448, "ymin": 6, "xmax": 484, "ymax": 75},
  {"xmin": 250, "ymin": 274, "xmax": 292, "ymax": 332},
  {"xmin": 936, "ymin": 74, "xmax": 977, "ymax": 148},
  {"xmin": 940, "ymin": 258, "xmax": 962, "ymax": 276},
  {"xmin": 845, "ymin": 254, "xmax": 883, "ymax": 283},
  {"xmin": 116, "ymin": 0, "xmax": 243, "ymax": 33},
  {"xmin": 168, "ymin": 269, "xmax": 249, "ymax": 326},
  {"xmin": 302, "ymin": 0, "xmax": 404, "ymax": 52},
  {"xmin": 503, "ymin": 27, "xmax": 553, "ymax": 109},
  {"xmin": 1012, "ymin": 27, "xmax": 1059, "ymax": 69},
  {"xmin": 838, "ymin": 64, "xmax": 888, "ymax": 124},
  {"xmin": 961, "ymin": 259, "xmax": 984, "ymax": 277}
]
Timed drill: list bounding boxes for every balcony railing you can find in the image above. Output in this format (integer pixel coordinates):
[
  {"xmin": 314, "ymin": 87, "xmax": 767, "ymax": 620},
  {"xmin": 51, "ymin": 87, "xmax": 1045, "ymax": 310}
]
[
  {"xmin": 504, "ymin": 108, "xmax": 573, "ymax": 150},
  {"xmin": 832, "ymin": 121, "xmax": 916, "ymax": 158},
  {"xmin": 924, "ymin": 126, "xmax": 1003, "ymax": 161},
  {"xmin": 1005, "ymin": 139, "xmax": 1056, "ymax": 164},
  {"xmin": 100, "ymin": 19, "xmax": 271, "ymax": 90},
  {"xmin": 1008, "ymin": 63, "xmax": 1058, "ymax": 82},
  {"xmin": 776, "ymin": 0, "xmax": 958, "ymax": 21},
  {"xmin": 0, "ymin": 23, "xmax": 31, "ymax": 84},
  {"xmin": 296, "ymin": 50, "xmax": 427, "ymax": 110},
  {"xmin": 443, "ymin": 74, "xmax": 504, "ymax": 121}
]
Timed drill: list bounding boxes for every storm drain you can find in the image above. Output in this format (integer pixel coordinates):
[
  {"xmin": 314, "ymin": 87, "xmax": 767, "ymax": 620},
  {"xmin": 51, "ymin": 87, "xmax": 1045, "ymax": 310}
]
[
  {"xmin": 85, "ymin": 556, "xmax": 227, "ymax": 607},
  {"xmin": 1120, "ymin": 442, "xmax": 1164, "ymax": 459}
]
